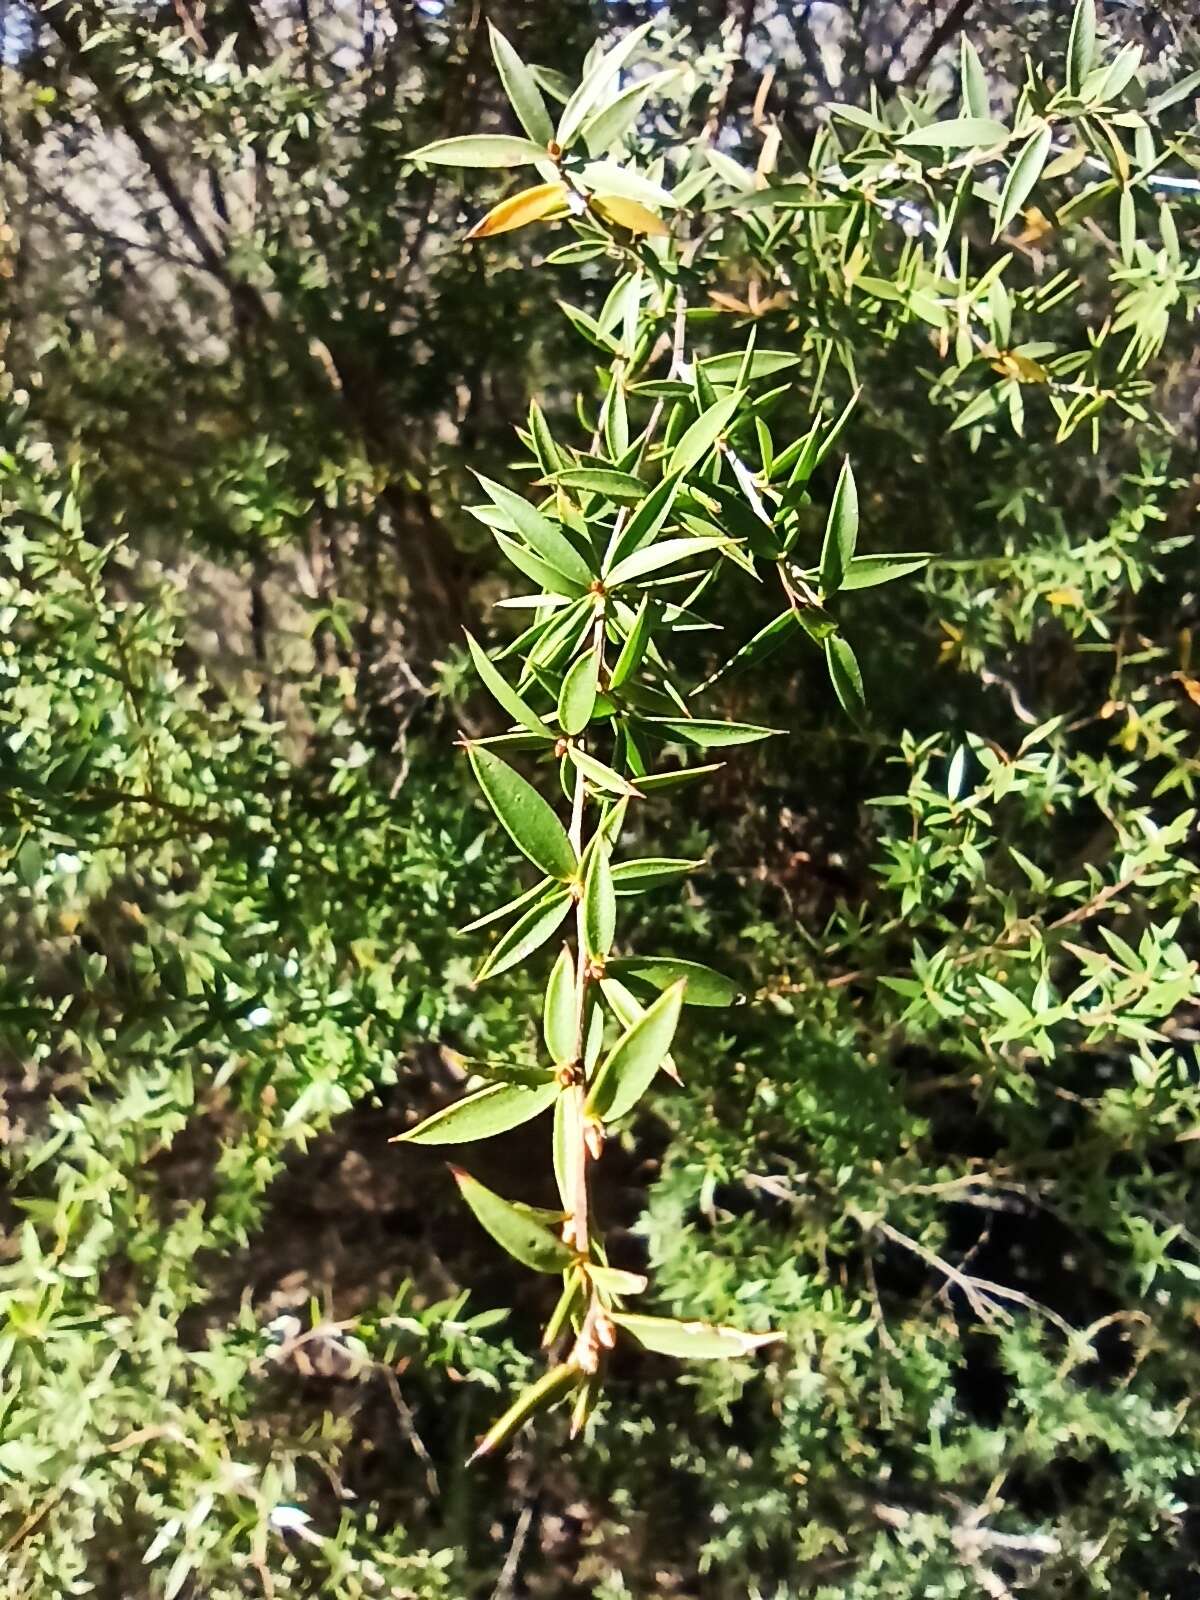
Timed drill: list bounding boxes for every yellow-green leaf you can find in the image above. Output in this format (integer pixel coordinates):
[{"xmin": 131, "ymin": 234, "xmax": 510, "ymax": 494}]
[
  {"xmin": 452, "ymin": 1167, "xmax": 574, "ymax": 1273},
  {"xmin": 612, "ymin": 1313, "xmax": 781, "ymax": 1360},
  {"xmin": 544, "ymin": 944, "xmax": 577, "ymax": 1064},
  {"xmin": 466, "ymin": 182, "xmax": 569, "ymax": 240},
  {"xmin": 586, "ymin": 979, "xmax": 685, "ymax": 1122},
  {"xmin": 396, "ymin": 1079, "xmax": 559, "ymax": 1145}
]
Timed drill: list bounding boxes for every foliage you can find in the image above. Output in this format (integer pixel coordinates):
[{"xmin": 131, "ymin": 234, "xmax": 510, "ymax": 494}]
[{"xmin": 2, "ymin": 1, "xmax": 1200, "ymax": 1596}]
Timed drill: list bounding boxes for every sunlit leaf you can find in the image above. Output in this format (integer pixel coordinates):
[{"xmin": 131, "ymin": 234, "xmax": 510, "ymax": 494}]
[
  {"xmin": 582, "ymin": 840, "xmax": 616, "ymax": 959},
  {"xmin": 559, "ymin": 652, "xmax": 599, "ymax": 735},
  {"xmin": 898, "ymin": 116, "xmax": 1007, "ymax": 150},
  {"xmin": 607, "ymin": 955, "xmax": 740, "ymax": 1006},
  {"xmin": 642, "ymin": 717, "xmax": 781, "ymax": 748},
  {"xmin": 818, "ymin": 458, "xmax": 858, "ymax": 596},
  {"xmin": 586, "ymin": 979, "xmax": 685, "ymax": 1121},
  {"xmin": 544, "ymin": 944, "xmax": 577, "ymax": 1064},
  {"xmin": 396, "ymin": 1078, "xmax": 559, "ymax": 1144},
  {"xmin": 591, "ymin": 195, "xmax": 670, "ymax": 236},
  {"xmin": 475, "ymin": 474, "xmax": 595, "ymax": 585},
  {"xmin": 667, "ymin": 390, "xmax": 742, "ymax": 476},
  {"xmin": 466, "ymin": 182, "xmax": 569, "ymax": 240},
  {"xmin": 407, "ymin": 134, "xmax": 548, "ymax": 167},
  {"xmin": 824, "ymin": 634, "xmax": 865, "ymax": 719},
  {"xmin": 468, "ymin": 1362, "xmax": 580, "ymax": 1463},
  {"xmin": 612, "ymin": 1313, "xmax": 780, "ymax": 1360},
  {"xmin": 465, "ymin": 631, "xmax": 554, "ymax": 737},
  {"xmin": 475, "ymin": 889, "xmax": 573, "ymax": 982},
  {"xmin": 1067, "ymin": 0, "xmax": 1097, "ymax": 97},
  {"xmin": 993, "ymin": 125, "xmax": 1052, "ymax": 239},
  {"xmin": 488, "ymin": 25, "xmax": 555, "ymax": 146},
  {"xmin": 468, "ymin": 746, "xmax": 577, "ymax": 880},
  {"xmin": 557, "ymin": 23, "xmax": 652, "ymax": 149},
  {"xmin": 452, "ymin": 1168, "xmax": 574, "ymax": 1273}
]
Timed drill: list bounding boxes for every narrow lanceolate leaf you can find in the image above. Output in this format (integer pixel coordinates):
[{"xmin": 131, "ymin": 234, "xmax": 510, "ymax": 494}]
[
  {"xmin": 607, "ymin": 536, "xmax": 728, "ymax": 590},
  {"xmin": 600, "ymin": 976, "xmax": 680, "ymax": 1084},
  {"xmin": 544, "ymin": 945, "xmax": 577, "ymax": 1064},
  {"xmin": 458, "ymin": 877, "xmax": 549, "ymax": 935},
  {"xmin": 610, "ymin": 597, "xmax": 652, "ymax": 689},
  {"xmin": 993, "ymin": 125, "xmax": 1052, "ymax": 240},
  {"xmin": 396, "ymin": 1079, "xmax": 559, "ymax": 1145},
  {"xmin": 468, "ymin": 1362, "xmax": 580, "ymax": 1463},
  {"xmin": 476, "ymin": 475, "xmax": 595, "ymax": 586},
  {"xmin": 697, "ymin": 610, "xmax": 799, "ymax": 694},
  {"xmin": 488, "ymin": 25, "xmax": 555, "ymax": 146},
  {"xmin": 960, "ymin": 37, "xmax": 990, "ymax": 119},
  {"xmin": 635, "ymin": 762, "xmax": 724, "ymax": 792},
  {"xmin": 583, "ymin": 842, "xmax": 616, "ymax": 960},
  {"xmin": 465, "ymin": 631, "xmax": 554, "ymax": 737},
  {"xmin": 700, "ymin": 350, "xmax": 801, "ymax": 383},
  {"xmin": 611, "ymin": 1313, "xmax": 781, "ymax": 1360},
  {"xmin": 579, "ymin": 68, "xmax": 680, "ymax": 154},
  {"xmin": 592, "ymin": 195, "xmax": 670, "ymax": 236},
  {"xmin": 452, "ymin": 1168, "xmax": 574, "ymax": 1273},
  {"xmin": 558, "ymin": 651, "xmax": 599, "ymax": 734},
  {"xmin": 408, "ymin": 134, "xmax": 548, "ymax": 167},
  {"xmin": 898, "ymin": 116, "xmax": 1007, "ymax": 150},
  {"xmin": 556, "ymin": 467, "xmax": 647, "ymax": 502},
  {"xmin": 819, "ymin": 458, "xmax": 859, "ymax": 596},
  {"xmin": 567, "ymin": 744, "xmax": 643, "ymax": 798},
  {"xmin": 468, "ymin": 746, "xmax": 577, "ymax": 880},
  {"xmin": 586, "ymin": 979, "xmax": 686, "ymax": 1122},
  {"xmin": 495, "ymin": 533, "xmax": 588, "ymax": 599},
  {"xmin": 578, "ymin": 160, "xmax": 676, "ymax": 210},
  {"xmin": 668, "ymin": 391, "xmax": 742, "ymax": 477},
  {"xmin": 606, "ymin": 474, "xmax": 683, "ymax": 570},
  {"xmin": 466, "ymin": 182, "xmax": 568, "ymax": 240},
  {"xmin": 611, "ymin": 857, "xmax": 703, "ymax": 893},
  {"xmin": 1067, "ymin": 0, "xmax": 1097, "ymax": 96},
  {"xmin": 475, "ymin": 890, "xmax": 572, "ymax": 982},
  {"xmin": 607, "ymin": 956, "xmax": 740, "ymax": 1007},
  {"xmin": 556, "ymin": 22, "xmax": 652, "ymax": 149},
  {"xmin": 840, "ymin": 553, "xmax": 930, "ymax": 590},
  {"xmin": 589, "ymin": 1264, "xmax": 648, "ymax": 1298},
  {"xmin": 528, "ymin": 400, "xmax": 566, "ymax": 475},
  {"xmin": 825, "ymin": 634, "xmax": 866, "ymax": 719},
  {"xmin": 642, "ymin": 718, "xmax": 782, "ymax": 748}
]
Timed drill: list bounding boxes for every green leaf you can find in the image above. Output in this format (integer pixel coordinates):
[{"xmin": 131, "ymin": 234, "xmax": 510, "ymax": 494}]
[
  {"xmin": 579, "ymin": 68, "xmax": 681, "ymax": 154},
  {"xmin": 468, "ymin": 1362, "xmax": 580, "ymax": 1463},
  {"xmin": 605, "ymin": 473, "xmax": 683, "ymax": 569},
  {"xmin": 611, "ymin": 1313, "xmax": 780, "ymax": 1360},
  {"xmin": 635, "ymin": 761, "xmax": 724, "ymax": 792},
  {"xmin": 468, "ymin": 746, "xmax": 577, "ymax": 880},
  {"xmin": 697, "ymin": 610, "xmax": 800, "ymax": 693},
  {"xmin": 465, "ymin": 631, "xmax": 554, "ymax": 737},
  {"xmin": 476, "ymin": 475, "xmax": 594, "ymax": 585},
  {"xmin": 475, "ymin": 890, "xmax": 573, "ymax": 982},
  {"xmin": 407, "ymin": 134, "xmax": 548, "ymax": 167},
  {"xmin": 1067, "ymin": 0, "xmax": 1097, "ymax": 96},
  {"xmin": 458, "ymin": 877, "xmax": 550, "ymax": 935},
  {"xmin": 599, "ymin": 976, "xmax": 680, "ymax": 1084},
  {"xmin": 607, "ymin": 956, "xmax": 740, "ymax": 1007},
  {"xmin": 898, "ymin": 116, "xmax": 1008, "ymax": 150},
  {"xmin": 495, "ymin": 533, "xmax": 589, "ymax": 599},
  {"xmin": 643, "ymin": 718, "xmax": 781, "ymax": 748},
  {"xmin": 544, "ymin": 944, "xmax": 577, "ymax": 1064},
  {"xmin": 557, "ymin": 23, "xmax": 652, "ymax": 149},
  {"xmin": 556, "ymin": 468, "xmax": 647, "ymax": 502},
  {"xmin": 586, "ymin": 979, "xmax": 685, "ymax": 1121},
  {"xmin": 607, "ymin": 536, "xmax": 728, "ymax": 589},
  {"xmin": 588, "ymin": 1264, "xmax": 648, "ymax": 1299},
  {"xmin": 825, "ymin": 634, "xmax": 865, "ymax": 719},
  {"xmin": 819, "ymin": 458, "xmax": 859, "ymax": 596},
  {"xmin": 579, "ymin": 159, "xmax": 677, "ymax": 210},
  {"xmin": 567, "ymin": 744, "xmax": 643, "ymax": 798},
  {"xmin": 610, "ymin": 596, "xmax": 652, "ymax": 689},
  {"xmin": 558, "ymin": 652, "xmax": 599, "ymax": 735},
  {"xmin": 960, "ymin": 37, "xmax": 990, "ymax": 119},
  {"xmin": 488, "ymin": 25, "xmax": 554, "ymax": 146},
  {"xmin": 397, "ymin": 1079, "xmax": 559, "ymax": 1145},
  {"xmin": 839, "ymin": 553, "xmax": 930, "ymax": 591},
  {"xmin": 528, "ymin": 398, "xmax": 567, "ymax": 475},
  {"xmin": 699, "ymin": 350, "xmax": 801, "ymax": 382},
  {"xmin": 582, "ymin": 841, "xmax": 616, "ymax": 959},
  {"xmin": 667, "ymin": 390, "xmax": 743, "ymax": 477},
  {"xmin": 610, "ymin": 857, "xmax": 703, "ymax": 892},
  {"xmin": 993, "ymin": 125, "xmax": 1052, "ymax": 239},
  {"xmin": 452, "ymin": 1168, "xmax": 574, "ymax": 1273}
]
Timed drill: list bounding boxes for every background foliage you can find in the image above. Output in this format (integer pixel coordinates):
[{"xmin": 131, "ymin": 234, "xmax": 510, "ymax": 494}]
[{"xmin": 2, "ymin": 2, "xmax": 1200, "ymax": 1596}]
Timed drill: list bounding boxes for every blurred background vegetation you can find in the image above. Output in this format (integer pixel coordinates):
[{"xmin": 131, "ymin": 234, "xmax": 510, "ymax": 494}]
[{"xmin": 2, "ymin": 1, "xmax": 1200, "ymax": 1596}]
